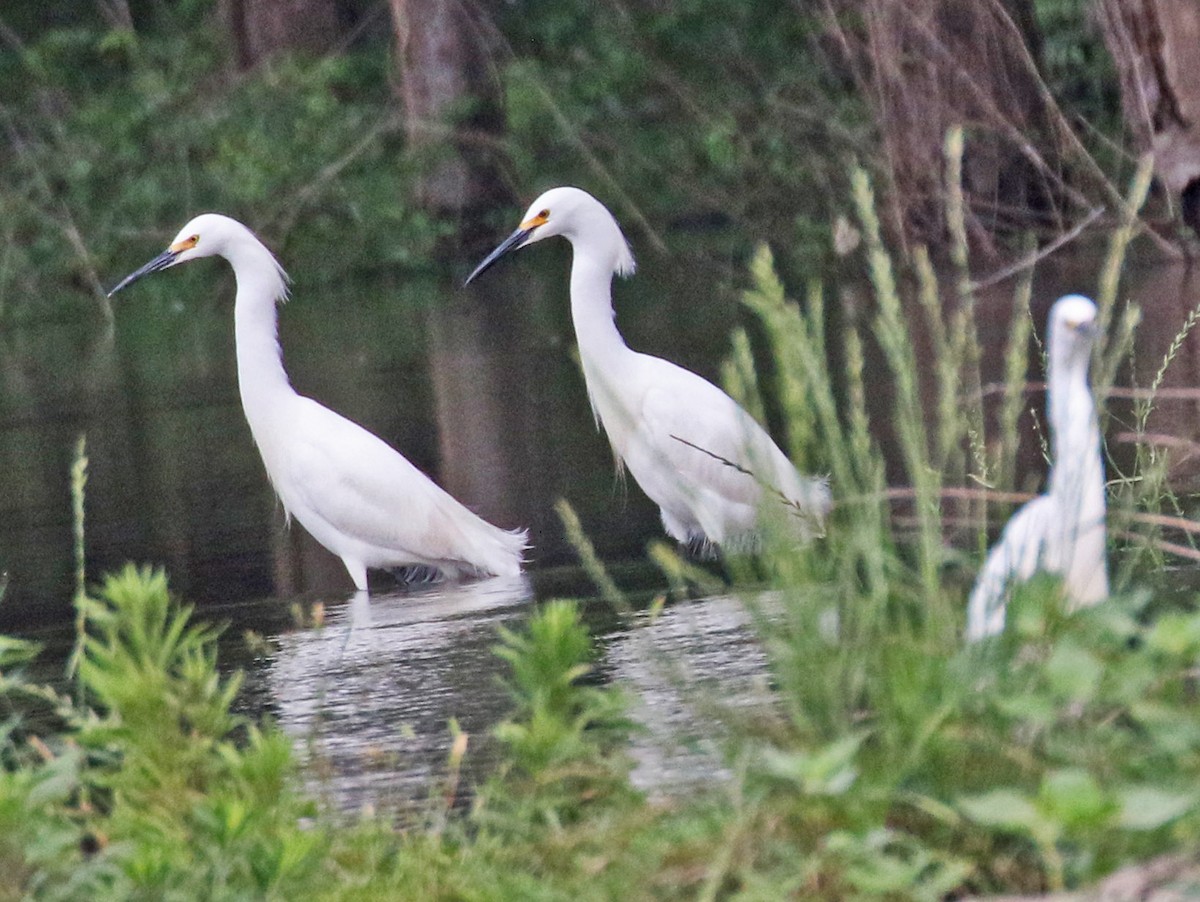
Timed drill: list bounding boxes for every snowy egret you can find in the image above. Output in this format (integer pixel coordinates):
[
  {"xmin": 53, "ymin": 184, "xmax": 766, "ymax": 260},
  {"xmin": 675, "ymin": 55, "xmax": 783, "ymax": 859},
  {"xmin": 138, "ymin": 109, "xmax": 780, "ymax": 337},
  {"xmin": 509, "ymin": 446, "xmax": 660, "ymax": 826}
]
[
  {"xmin": 109, "ymin": 214, "xmax": 527, "ymax": 591},
  {"xmin": 467, "ymin": 187, "xmax": 831, "ymax": 552},
  {"xmin": 966, "ymin": 294, "xmax": 1108, "ymax": 639}
]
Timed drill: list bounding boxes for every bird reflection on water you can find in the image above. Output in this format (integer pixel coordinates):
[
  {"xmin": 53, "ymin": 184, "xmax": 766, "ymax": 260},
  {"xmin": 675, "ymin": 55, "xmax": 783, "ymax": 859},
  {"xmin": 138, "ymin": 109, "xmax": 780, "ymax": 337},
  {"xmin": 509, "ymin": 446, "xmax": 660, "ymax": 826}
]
[
  {"xmin": 259, "ymin": 576, "xmax": 770, "ymax": 815},
  {"xmin": 266, "ymin": 575, "xmax": 532, "ymax": 814}
]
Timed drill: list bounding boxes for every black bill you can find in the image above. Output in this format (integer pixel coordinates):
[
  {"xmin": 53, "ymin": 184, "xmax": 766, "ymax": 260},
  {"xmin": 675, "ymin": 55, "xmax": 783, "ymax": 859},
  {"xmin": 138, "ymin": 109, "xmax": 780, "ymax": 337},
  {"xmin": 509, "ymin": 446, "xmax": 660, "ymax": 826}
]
[
  {"xmin": 107, "ymin": 249, "xmax": 180, "ymax": 298},
  {"xmin": 464, "ymin": 226, "xmax": 536, "ymax": 285}
]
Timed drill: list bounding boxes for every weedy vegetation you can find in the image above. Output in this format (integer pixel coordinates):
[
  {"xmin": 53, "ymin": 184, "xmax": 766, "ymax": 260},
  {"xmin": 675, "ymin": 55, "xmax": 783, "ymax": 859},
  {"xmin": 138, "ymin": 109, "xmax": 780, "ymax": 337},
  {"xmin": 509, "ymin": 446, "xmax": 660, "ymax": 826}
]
[
  {"xmin": 2, "ymin": 151, "xmax": 1199, "ymax": 899},
  {"xmin": 3, "ymin": 3, "xmax": 1200, "ymax": 897}
]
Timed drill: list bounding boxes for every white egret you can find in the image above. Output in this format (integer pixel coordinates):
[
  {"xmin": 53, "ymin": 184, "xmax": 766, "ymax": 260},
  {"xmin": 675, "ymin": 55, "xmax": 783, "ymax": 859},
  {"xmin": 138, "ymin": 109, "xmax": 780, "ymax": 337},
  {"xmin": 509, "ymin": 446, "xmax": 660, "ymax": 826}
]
[
  {"xmin": 466, "ymin": 187, "xmax": 831, "ymax": 552},
  {"xmin": 109, "ymin": 214, "xmax": 527, "ymax": 591},
  {"xmin": 966, "ymin": 294, "xmax": 1108, "ymax": 640}
]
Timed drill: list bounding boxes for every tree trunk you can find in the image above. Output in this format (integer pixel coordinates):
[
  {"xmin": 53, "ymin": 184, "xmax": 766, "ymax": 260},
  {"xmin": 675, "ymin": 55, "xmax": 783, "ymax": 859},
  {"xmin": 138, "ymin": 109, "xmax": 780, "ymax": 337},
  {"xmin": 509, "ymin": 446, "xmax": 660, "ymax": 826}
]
[
  {"xmin": 1098, "ymin": 1, "xmax": 1200, "ymax": 231},
  {"xmin": 388, "ymin": 1, "xmax": 523, "ymax": 532},
  {"xmin": 389, "ymin": 0, "xmax": 507, "ymax": 224},
  {"xmin": 222, "ymin": 0, "xmax": 342, "ymax": 70}
]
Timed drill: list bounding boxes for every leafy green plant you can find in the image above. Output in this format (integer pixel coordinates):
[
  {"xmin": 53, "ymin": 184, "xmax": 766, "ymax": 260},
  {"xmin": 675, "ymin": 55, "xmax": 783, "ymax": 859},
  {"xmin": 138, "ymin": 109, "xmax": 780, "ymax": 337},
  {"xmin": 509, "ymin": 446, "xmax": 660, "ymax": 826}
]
[
  {"xmin": 77, "ymin": 565, "xmax": 241, "ymax": 806},
  {"xmin": 948, "ymin": 583, "xmax": 1200, "ymax": 891},
  {"xmin": 0, "ymin": 634, "xmax": 92, "ymax": 902},
  {"xmin": 487, "ymin": 599, "xmax": 633, "ymax": 827},
  {"xmin": 69, "ymin": 565, "xmax": 327, "ymax": 899}
]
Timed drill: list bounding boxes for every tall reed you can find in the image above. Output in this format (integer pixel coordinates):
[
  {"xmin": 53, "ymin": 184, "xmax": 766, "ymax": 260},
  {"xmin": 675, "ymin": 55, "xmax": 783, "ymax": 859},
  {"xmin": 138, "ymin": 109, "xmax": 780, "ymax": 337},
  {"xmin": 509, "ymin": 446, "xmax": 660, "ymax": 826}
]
[
  {"xmin": 67, "ymin": 434, "xmax": 88, "ymax": 687},
  {"xmin": 723, "ymin": 127, "xmax": 1176, "ymax": 771}
]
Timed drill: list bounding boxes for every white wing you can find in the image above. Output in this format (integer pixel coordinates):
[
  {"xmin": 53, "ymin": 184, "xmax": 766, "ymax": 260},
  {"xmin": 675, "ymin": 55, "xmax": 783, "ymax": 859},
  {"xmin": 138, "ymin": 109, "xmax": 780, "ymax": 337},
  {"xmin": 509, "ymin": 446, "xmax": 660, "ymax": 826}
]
[
  {"xmin": 604, "ymin": 354, "xmax": 829, "ymax": 542},
  {"xmin": 267, "ymin": 397, "xmax": 525, "ymax": 575},
  {"xmin": 966, "ymin": 494, "xmax": 1059, "ymax": 640}
]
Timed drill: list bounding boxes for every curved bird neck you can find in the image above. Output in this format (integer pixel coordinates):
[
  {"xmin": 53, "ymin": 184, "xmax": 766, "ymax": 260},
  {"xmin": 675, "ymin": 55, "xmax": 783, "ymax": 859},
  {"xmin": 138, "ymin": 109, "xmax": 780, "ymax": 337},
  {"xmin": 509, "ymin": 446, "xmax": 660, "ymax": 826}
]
[
  {"xmin": 227, "ymin": 237, "xmax": 294, "ymax": 428},
  {"xmin": 1046, "ymin": 347, "xmax": 1102, "ymax": 501},
  {"xmin": 568, "ymin": 248, "xmax": 634, "ymax": 373}
]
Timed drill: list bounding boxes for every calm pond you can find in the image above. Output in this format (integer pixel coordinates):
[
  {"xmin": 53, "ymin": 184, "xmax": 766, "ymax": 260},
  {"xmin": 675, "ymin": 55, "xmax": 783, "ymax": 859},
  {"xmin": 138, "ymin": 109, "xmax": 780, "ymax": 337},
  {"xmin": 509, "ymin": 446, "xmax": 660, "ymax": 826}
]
[{"xmin": 2, "ymin": 240, "xmax": 1199, "ymax": 810}]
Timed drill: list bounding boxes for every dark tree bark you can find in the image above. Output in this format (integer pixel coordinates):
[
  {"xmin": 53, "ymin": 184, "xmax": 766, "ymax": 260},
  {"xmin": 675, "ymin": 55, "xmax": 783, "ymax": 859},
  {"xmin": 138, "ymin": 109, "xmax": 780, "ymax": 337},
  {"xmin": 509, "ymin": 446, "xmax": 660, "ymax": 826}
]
[
  {"xmin": 222, "ymin": 0, "xmax": 342, "ymax": 70},
  {"xmin": 389, "ymin": 0, "xmax": 508, "ymax": 223},
  {"xmin": 1099, "ymin": 1, "xmax": 1200, "ymax": 231}
]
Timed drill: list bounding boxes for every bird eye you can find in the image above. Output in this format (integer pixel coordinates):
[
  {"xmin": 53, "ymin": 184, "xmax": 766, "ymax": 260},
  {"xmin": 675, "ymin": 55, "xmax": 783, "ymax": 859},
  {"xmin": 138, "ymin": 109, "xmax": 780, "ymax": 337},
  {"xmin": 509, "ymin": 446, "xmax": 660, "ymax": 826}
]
[
  {"xmin": 537, "ymin": 209, "xmax": 550, "ymax": 220},
  {"xmin": 169, "ymin": 234, "xmax": 201, "ymax": 254}
]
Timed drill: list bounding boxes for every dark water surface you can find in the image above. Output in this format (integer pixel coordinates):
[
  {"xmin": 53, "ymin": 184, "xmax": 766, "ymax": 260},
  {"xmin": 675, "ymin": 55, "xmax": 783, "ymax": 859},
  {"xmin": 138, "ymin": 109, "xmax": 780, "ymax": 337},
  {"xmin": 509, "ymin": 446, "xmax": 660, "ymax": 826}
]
[{"xmin": 3, "ymin": 242, "xmax": 1200, "ymax": 809}]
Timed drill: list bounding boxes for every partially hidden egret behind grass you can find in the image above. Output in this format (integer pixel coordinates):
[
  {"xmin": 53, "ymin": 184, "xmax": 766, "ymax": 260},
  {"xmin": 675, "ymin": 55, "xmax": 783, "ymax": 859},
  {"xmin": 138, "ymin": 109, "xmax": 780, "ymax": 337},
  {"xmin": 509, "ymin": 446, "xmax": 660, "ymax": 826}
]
[
  {"xmin": 109, "ymin": 214, "xmax": 528, "ymax": 591},
  {"xmin": 967, "ymin": 294, "xmax": 1108, "ymax": 639},
  {"xmin": 467, "ymin": 187, "xmax": 831, "ymax": 554}
]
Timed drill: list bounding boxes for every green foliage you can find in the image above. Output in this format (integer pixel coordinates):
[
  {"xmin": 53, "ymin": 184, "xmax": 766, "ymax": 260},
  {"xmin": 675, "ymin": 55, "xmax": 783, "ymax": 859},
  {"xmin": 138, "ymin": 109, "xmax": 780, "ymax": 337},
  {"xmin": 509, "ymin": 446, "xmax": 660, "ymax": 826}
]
[
  {"xmin": 77, "ymin": 565, "xmax": 242, "ymax": 805},
  {"xmin": 488, "ymin": 599, "xmax": 634, "ymax": 826},
  {"xmin": 947, "ymin": 587, "xmax": 1200, "ymax": 890},
  {"xmin": 0, "ymin": 0, "xmax": 1139, "ymax": 335},
  {"xmin": 0, "ymin": 565, "xmax": 329, "ymax": 898},
  {"xmin": 0, "ymin": 743, "xmax": 91, "ymax": 902},
  {"xmin": 496, "ymin": 0, "xmax": 869, "ymax": 276},
  {"xmin": 1034, "ymin": 0, "xmax": 1124, "ymax": 146},
  {"xmin": 0, "ymin": 565, "xmax": 649, "ymax": 900},
  {"xmin": 77, "ymin": 567, "xmax": 326, "ymax": 898},
  {"xmin": 703, "ymin": 158, "xmax": 1200, "ymax": 895},
  {"xmin": 0, "ymin": 10, "xmax": 434, "ymax": 324},
  {"xmin": 1, "ymin": 6, "xmax": 1192, "ymax": 896}
]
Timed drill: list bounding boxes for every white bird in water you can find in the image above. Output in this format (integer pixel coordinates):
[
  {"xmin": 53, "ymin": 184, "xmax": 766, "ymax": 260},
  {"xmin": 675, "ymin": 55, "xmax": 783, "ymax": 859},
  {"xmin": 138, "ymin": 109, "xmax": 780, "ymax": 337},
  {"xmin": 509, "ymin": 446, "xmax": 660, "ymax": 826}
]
[
  {"xmin": 967, "ymin": 294, "xmax": 1108, "ymax": 640},
  {"xmin": 467, "ymin": 187, "xmax": 830, "ymax": 552},
  {"xmin": 109, "ymin": 214, "xmax": 527, "ymax": 591}
]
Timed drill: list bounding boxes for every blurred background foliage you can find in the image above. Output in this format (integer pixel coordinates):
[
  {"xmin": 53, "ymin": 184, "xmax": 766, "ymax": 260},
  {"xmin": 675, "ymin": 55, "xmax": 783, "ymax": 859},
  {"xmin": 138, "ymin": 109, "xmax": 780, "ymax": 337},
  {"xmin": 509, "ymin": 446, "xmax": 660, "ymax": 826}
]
[
  {"xmin": 0, "ymin": 0, "xmax": 1135, "ymax": 326},
  {"xmin": 1, "ymin": 2, "xmax": 422, "ymax": 324}
]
